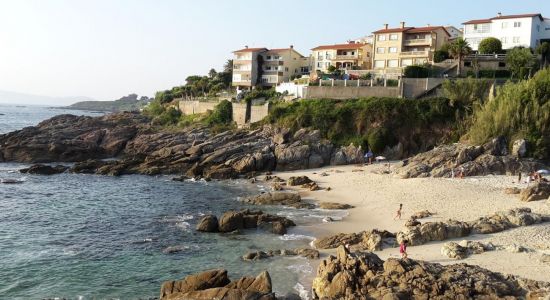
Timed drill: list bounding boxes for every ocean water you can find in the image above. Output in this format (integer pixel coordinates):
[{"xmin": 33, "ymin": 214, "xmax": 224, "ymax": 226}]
[{"xmin": 0, "ymin": 104, "xmax": 345, "ymax": 299}]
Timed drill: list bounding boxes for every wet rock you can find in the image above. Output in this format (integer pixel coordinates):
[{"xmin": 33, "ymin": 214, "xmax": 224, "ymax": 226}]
[
  {"xmin": 19, "ymin": 164, "xmax": 68, "ymax": 175},
  {"xmin": 319, "ymin": 202, "xmax": 354, "ymax": 210},
  {"xmin": 162, "ymin": 245, "xmax": 189, "ymax": 254},
  {"xmin": 287, "ymin": 176, "xmax": 312, "ymax": 186},
  {"xmin": 218, "ymin": 211, "xmax": 244, "ymax": 233},
  {"xmin": 520, "ymin": 182, "xmax": 550, "ymax": 202},
  {"xmin": 242, "ymin": 248, "xmax": 319, "ymax": 261},
  {"xmin": 196, "ymin": 215, "xmax": 219, "ymax": 232}
]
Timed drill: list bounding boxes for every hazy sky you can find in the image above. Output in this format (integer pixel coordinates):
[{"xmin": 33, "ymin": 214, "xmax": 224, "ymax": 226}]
[{"xmin": 1, "ymin": 0, "xmax": 549, "ymax": 102}]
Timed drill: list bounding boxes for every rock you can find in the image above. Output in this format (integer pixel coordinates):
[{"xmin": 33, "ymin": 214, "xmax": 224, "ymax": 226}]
[
  {"xmin": 287, "ymin": 176, "xmax": 312, "ymax": 186},
  {"xmin": 196, "ymin": 215, "xmax": 219, "ymax": 232},
  {"xmin": 520, "ymin": 182, "xmax": 550, "ymax": 202},
  {"xmin": 162, "ymin": 245, "xmax": 189, "ymax": 254},
  {"xmin": 301, "ymin": 182, "xmax": 320, "ymax": 191},
  {"xmin": 218, "ymin": 211, "xmax": 244, "ymax": 233},
  {"xmin": 322, "ymin": 217, "xmax": 334, "ymax": 223},
  {"xmin": 505, "ymin": 187, "xmax": 521, "ymax": 194},
  {"xmin": 270, "ymin": 221, "xmax": 287, "ymax": 235},
  {"xmin": 469, "ymin": 207, "xmax": 546, "ymax": 234},
  {"xmin": 314, "ymin": 230, "xmax": 395, "ymax": 251},
  {"xmin": 512, "ymin": 139, "xmax": 527, "ymax": 157},
  {"xmin": 160, "ymin": 269, "xmax": 230, "ymax": 299},
  {"xmin": 319, "ymin": 202, "xmax": 354, "ymax": 210},
  {"xmin": 242, "ymin": 248, "xmax": 319, "ymax": 261},
  {"xmin": 225, "ymin": 270, "xmax": 272, "ymax": 293},
  {"xmin": 441, "ymin": 242, "xmax": 469, "ymax": 259},
  {"xmin": 243, "ymin": 192, "xmax": 301, "ymax": 206},
  {"xmin": 167, "ymin": 288, "xmax": 276, "ymax": 300},
  {"xmin": 505, "ymin": 244, "xmax": 531, "ymax": 253},
  {"xmin": 19, "ymin": 164, "xmax": 68, "ymax": 175},
  {"xmin": 271, "ymin": 182, "xmax": 283, "ymax": 191},
  {"xmin": 410, "ymin": 210, "xmax": 433, "ymax": 219},
  {"xmin": 311, "ymin": 245, "xmax": 550, "ymax": 300},
  {"xmin": 0, "ymin": 178, "xmax": 24, "ymax": 184},
  {"xmin": 397, "ymin": 220, "xmax": 471, "ymax": 246},
  {"xmin": 313, "ymin": 232, "xmax": 363, "ymax": 249}
]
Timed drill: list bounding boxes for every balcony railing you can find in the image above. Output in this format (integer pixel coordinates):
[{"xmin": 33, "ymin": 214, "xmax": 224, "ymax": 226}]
[
  {"xmin": 403, "ymin": 38, "xmax": 431, "ymax": 46},
  {"xmin": 400, "ymin": 51, "xmax": 429, "ymax": 57},
  {"xmin": 333, "ymin": 55, "xmax": 359, "ymax": 60}
]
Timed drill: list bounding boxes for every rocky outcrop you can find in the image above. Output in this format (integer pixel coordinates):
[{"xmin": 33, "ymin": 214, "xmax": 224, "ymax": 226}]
[
  {"xmin": 286, "ymin": 176, "xmax": 312, "ymax": 186},
  {"xmin": 397, "ymin": 219, "xmax": 471, "ymax": 246},
  {"xmin": 520, "ymin": 182, "xmax": 550, "ymax": 202},
  {"xmin": 394, "ymin": 137, "xmax": 547, "ymax": 178},
  {"xmin": 468, "ymin": 207, "xmax": 548, "ymax": 234},
  {"xmin": 441, "ymin": 240, "xmax": 494, "ymax": 259},
  {"xmin": 318, "ymin": 202, "xmax": 354, "ymax": 210},
  {"xmin": 243, "ymin": 192, "xmax": 301, "ymax": 206},
  {"xmin": 19, "ymin": 164, "xmax": 68, "ymax": 175},
  {"xmin": 160, "ymin": 269, "xmax": 275, "ymax": 300},
  {"xmin": 0, "ymin": 113, "xmax": 371, "ymax": 178},
  {"xmin": 312, "ymin": 245, "xmax": 550, "ymax": 299},
  {"xmin": 242, "ymin": 248, "xmax": 320, "ymax": 261},
  {"xmin": 196, "ymin": 209, "xmax": 295, "ymax": 235},
  {"xmin": 314, "ymin": 229, "xmax": 396, "ymax": 251}
]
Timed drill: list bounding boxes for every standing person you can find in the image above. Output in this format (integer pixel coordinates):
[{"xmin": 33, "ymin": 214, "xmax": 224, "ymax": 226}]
[
  {"xmin": 393, "ymin": 204, "xmax": 403, "ymax": 220},
  {"xmin": 365, "ymin": 149, "xmax": 374, "ymax": 165},
  {"xmin": 399, "ymin": 240, "xmax": 408, "ymax": 259},
  {"xmin": 517, "ymin": 172, "xmax": 522, "ymax": 183}
]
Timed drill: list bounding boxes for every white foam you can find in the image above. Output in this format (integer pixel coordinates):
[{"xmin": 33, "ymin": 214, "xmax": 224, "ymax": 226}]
[
  {"xmin": 293, "ymin": 282, "xmax": 310, "ymax": 300},
  {"xmin": 279, "ymin": 234, "xmax": 315, "ymax": 241}
]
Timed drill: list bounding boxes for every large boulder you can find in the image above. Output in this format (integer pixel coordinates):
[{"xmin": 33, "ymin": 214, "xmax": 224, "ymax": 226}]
[
  {"xmin": 286, "ymin": 176, "xmax": 312, "ymax": 186},
  {"xmin": 160, "ymin": 269, "xmax": 230, "ymax": 299},
  {"xmin": 218, "ymin": 211, "xmax": 244, "ymax": 232},
  {"xmin": 512, "ymin": 139, "xmax": 527, "ymax": 157},
  {"xmin": 318, "ymin": 202, "xmax": 354, "ymax": 210},
  {"xmin": 243, "ymin": 192, "xmax": 301, "ymax": 206},
  {"xmin": 520, "ymin": 182, "xmax": 550, "ymax": 202},
  {"xmin": 196, "ymin": 215, "xmax": 219, "ymax": 232}
]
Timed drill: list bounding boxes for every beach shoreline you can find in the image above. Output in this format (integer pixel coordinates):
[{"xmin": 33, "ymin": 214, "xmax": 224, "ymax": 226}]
[{"xmin": 269, "ymin": 163, "xmax": 550, "ymax": 283}]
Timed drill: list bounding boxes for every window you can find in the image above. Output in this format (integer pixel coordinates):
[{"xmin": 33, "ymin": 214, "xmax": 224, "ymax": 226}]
[
  {"xmin": 401, "ymin": 59, "xmax": 413, "ymax": 67},
  {"xmin": 377, "ymin": 35, "xmax": 386, "ymax": 41},
  {"xmin": 351, "ymin": 51, "xmax": 355, "ymax": 55},
  {"xmin": 266, "ymin": 55, "xmax": 272, "ymax": 60},
  {"xmin": 389, "ymin": 47, "xmax": 398, "ymax": 53},
  {"xmin": 501, "ymin": 22, "xmax": 508, "ymax": 29},
  {"xmin": 317, "ymin": 62, "xmax": 322, "ymax": 68},
  {"xmin": 300, "ymin": 66, "xmax": 309, "ymax": 73},
  {"xmin": 387, "ymin": 60, "xmax": 398, "ymax": 68},
  {"xmin": 376, "ymin": 47, "xmax": 385, "ymax": 54},
  {"xmin": 513, "ymin": 36, "xmax": 520, "ymax": 43},
  {"xmin": 273, "ymin": 55, "xmax": 280, "ymax": 60},
  {"xmin": 514, "ymin": 22, "xmax": 521, "ymax": 28},
  {"xmin": 390, "ymin": 34, "xmax": 398, "ymax": 40},
  {"xmin": 501, "ymin": 37, "xmax": 508, "ymax": 44},
  {"xmin": 374, "ymin": 60, "xmax": 385, "ymax": 68},
  {"xmin": 537, "ymin": 25, "xmax": 541, "ymax": 32},
  {"xmin": 285, "ymin": 67, "xmax": 289, "ymax": 72}
]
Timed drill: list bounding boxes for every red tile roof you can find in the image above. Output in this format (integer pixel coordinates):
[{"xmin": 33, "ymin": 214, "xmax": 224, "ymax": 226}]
[
  {"xmin": 311, "ymin": 43, "xmax": 367, "ymax": 51},
  {"xmin": 373, "ymin": 27, "xmax": 414, "ymax": 34},
  {"xmin": 233, "ymin": 47, "xmax": 267, "ymax": 53},
  {"xmin": 373, "ymin": 26, "xmax": 450, "ymax": 36},
  {"xmin": 463, "ymin": 13, "xmax": 543, "ymax": 24}
]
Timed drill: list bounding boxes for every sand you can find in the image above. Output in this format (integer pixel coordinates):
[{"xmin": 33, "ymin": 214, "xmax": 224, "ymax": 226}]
[{"xmin": 271, "ymin": 163, "xmax": 550, "ymax": 282}]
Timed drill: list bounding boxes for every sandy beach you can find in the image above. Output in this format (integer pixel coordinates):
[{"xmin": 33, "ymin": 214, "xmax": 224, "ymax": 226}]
[{"xmin": 272, "ymin": 163, "xmax": 550, "ymax": 282}]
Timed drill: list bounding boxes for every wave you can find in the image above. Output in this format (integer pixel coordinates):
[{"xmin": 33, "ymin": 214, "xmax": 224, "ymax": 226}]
[
  {"xmin": 279, "ymin": 234, "xmax": 315, "ymax": 241},
  {"xmin": 293, "ymin": 282, "xmax": 311, "ymax": 300}
]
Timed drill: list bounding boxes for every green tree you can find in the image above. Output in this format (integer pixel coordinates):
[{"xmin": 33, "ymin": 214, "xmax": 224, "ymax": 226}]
[
  {"xmin": 442, "ymin": 78, "xmax": 492, "ymax": 107},
  {"xmin": 223, "ymin": 59, "xmax": 233, "ymax": 73},
  {"xmin": 506, "ymin": 47, "xmax": 535, "ymax": 79},
  {"xmin": 536, "ymin": 42, "xmax": 550, "ymax": 68},
  {"xmin": 478, "ymin": 37, "xmax": 503, "ymax": 54},
  {"xmin": 327, "ymin": 65, "xmax": 337, "ymax": 73},
  {"xmin": 448, "ymin": 38, "xmax": 472, "ymax": 76},
  {"xmin": 208, "ymin": 68, "xmax": 217, "ymax": 79}
]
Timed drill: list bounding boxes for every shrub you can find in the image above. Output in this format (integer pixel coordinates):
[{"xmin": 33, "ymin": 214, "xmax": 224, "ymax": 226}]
[
  {"xmin": 205, "ymin": 100, "xmax": 233, "ymax": 126},
  {"xmin": 467, "ymin": 68, "xmax": 550, "ymax": 159},
  {"xmin": 152, "ymin": 107, "xmax": 181, "ymax": 126},
  {"xmin": 404, "ymin": 65, "xmax": 430, "ymax": 78},
  {"xmin": 367, "ymin": 128, "xmax": 395, "ymax": 153},
  {"xmin": 506, "ymin": 47, "xmax": 535, "ymax": 79},
  {"xmin": 434, "ymin": 50, "xmax": 449, "ymax": 63},
  {"xmin": 442, "ymin": 78, "xmax": 493, "ymax": 107},
  {"xmin": 478, "ymin": 37, "xmax": 503, "ymax": 54},
  {"xmin": 386, "ymin": 79, "xmax": 399, "ymax": 87}
]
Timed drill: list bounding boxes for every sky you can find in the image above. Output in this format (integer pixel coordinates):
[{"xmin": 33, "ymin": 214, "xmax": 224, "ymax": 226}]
[{"xmin": 0, "ymin": 0, "xmax": 549, "ymax": 104}]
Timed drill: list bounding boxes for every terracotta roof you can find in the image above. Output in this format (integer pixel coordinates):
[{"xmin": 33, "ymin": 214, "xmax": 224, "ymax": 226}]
[
  {"xmin": 232, "ymin": 47, "xmax": 267, "ymax": 53},
  {"xmin": 373, "ymin": 27, "xmax": 414, "ymax": 34},
  {"xmin": 463, "ymin": 13, "xmax": 544, "ymax": 24},
  {"xmin": 311, "ymin": 43, "xmax": 367, "ymax": 50}
]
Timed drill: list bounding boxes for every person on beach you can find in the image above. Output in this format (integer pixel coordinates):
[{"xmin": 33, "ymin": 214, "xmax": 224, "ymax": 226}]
[
  {"xmin": 517, "ymin": 172, "xmax": 522, "ymax": 183},
  {"xmin": 364, "ymin": 149, "xmax": 374, "ymax": 165},
  {"xmin": 394, "ymin": 204, "xmax": 403, "ymax": 220},
  {"xmin": 400, "ymin": 240, "xmax": 408, "ymax": 259}
]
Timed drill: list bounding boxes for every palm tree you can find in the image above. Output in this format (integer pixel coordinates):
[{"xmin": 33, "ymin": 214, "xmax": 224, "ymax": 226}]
[{"xmin": 448, "ymin": 38, "xmax": 472, "ymax": 76}]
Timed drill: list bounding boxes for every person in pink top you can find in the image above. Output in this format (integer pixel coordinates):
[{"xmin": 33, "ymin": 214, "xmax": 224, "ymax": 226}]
[{"xmin": 399, "ymin": 240, "xmax": 408, "ymax": 259}]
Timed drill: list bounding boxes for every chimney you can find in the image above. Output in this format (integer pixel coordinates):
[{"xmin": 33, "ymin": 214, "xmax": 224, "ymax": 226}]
[
  {"xmin": 384, "ymin": 23, "xmax": 388, "ymax": 30},
  {"xmin": 290, "ymin": 45, "xmax": 294, "ymax": 49},
  {"xmin": 497, "ymin": 12, "xmax": 502, "ymax": 17},
  {"xmin": 245, "ymin": 45, "xmax": 249, "ymax": 49},
  {"xmin": 400, "ymin": 21, "xmax": 406, "ymax": 28},
  {"xmin": 427, "ymin": 23, "xmax": 431, "ymax": 27}
]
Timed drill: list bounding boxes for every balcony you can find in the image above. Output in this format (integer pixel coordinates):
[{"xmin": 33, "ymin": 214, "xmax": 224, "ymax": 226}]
[
  {"xmin": 333, "ymin": 55, "xmax": 359, "ymax": 60},
  {"xmin": 403, "ymin": 38, "xmax": 432, "ymax": 46},
  {"xmin": 400, "ymin": 50, "xmax": 430, "ymax": 57}
]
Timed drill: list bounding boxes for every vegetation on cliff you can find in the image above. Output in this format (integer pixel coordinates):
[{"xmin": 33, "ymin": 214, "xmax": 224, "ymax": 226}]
[
  {"xmin": 67, "ymin": 94, "xmax": 151, "ymax": 112},
  {"xmin": 263, "ymin": 97, "xmax": 463, "ymax": 154},
  {"xmin": 467, "ymin": 68, "xmax": 550, "ymax": 159}
]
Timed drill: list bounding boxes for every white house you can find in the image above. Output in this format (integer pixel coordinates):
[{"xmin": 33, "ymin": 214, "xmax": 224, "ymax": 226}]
[
  {"xmin": 445, "ymin": 26, "xmax": 463, "ymax": 41},
  {"xmin": 462, "ymin": 13, "xmax": 550, "ymax": 51}
]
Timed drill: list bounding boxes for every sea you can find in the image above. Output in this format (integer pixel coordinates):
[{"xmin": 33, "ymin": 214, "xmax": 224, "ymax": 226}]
[{"xmin": 0, "ymin": 104, "xmax": 346, "ymax": 300}]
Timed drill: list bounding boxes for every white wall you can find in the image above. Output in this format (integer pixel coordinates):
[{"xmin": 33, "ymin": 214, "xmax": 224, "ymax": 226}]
[{"xmin": 276, "ymin": 82, "xmax": 307, "ymax": 98}]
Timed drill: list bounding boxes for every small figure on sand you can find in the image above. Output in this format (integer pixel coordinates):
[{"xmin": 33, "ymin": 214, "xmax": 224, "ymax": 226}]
[
  {"xmin": 364, "ymin": 149, "xmax": 374, "ymax": 165},
  {"xmin": 517, "ymin": 172, "xmax": 522, "ymax": 183},
  {"xmin": 393, "ymin": 203, "xmax": 403, "ymax": 220},
  {"xmin": 400, "ymin": 240, "xmax": 408, "ymax": 259}
]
